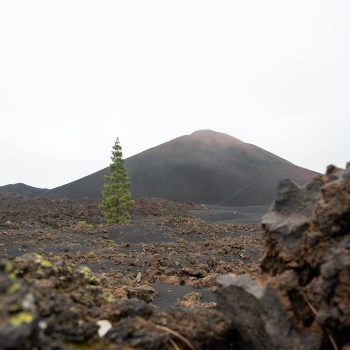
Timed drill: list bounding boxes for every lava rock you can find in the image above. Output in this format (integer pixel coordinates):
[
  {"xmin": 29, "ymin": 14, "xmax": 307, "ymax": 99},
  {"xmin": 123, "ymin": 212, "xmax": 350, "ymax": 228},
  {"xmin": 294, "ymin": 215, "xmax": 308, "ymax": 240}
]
[
  {"xmin": 217, "ymin": 163, "xmax": 350, "ymax": 349},
  {"xmin": 217, "ymin": 274, "xmax": 321, "ymax": 350},
  {"xmin": 0, "ymin": 259, "xmax": 39, "ymax": 350}
]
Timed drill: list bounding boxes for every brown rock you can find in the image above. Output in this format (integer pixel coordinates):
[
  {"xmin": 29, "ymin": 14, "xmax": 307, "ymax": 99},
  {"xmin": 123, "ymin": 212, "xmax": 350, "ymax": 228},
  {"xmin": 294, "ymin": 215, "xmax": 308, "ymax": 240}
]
[{"xmin": 124, "ymin": 285, "xmax": 158, "ymax": 303}]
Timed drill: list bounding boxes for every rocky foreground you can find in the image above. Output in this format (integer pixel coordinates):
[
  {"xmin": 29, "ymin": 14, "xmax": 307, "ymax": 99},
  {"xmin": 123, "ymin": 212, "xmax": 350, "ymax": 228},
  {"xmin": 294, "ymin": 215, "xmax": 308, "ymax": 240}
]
[
  {"xmin": 0, "ymin": 196, "xmax": 262, "ymax": 309},
  {"xmin": 0, "ymin": 163, "xmax": 349, "ymax": 349},
  {"xmin": 1, "ymin": 253, "xmax": 232, "ymax": 349}
]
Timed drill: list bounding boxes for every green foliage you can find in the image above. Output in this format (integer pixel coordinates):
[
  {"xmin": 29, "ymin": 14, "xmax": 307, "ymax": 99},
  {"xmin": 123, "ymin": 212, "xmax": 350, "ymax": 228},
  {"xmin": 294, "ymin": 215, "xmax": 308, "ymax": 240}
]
[
  {"xmin": 99, "ymin": 138, "xmax": 134, "ymax": 224},
  {"xmin": 87, "ymin": 252, "xmax": 96, "ymax": 259},
  {"xmin": 77, "ymin": 221, "xmax": 92, "ymax": 228}
]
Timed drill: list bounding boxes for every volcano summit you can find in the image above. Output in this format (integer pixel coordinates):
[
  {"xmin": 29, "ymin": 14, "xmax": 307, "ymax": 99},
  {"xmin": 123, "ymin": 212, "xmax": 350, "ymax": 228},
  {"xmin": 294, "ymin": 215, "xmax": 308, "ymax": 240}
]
[{"xmin": 36, "ymin": 130, "xmax": 318, "ymax": 206}]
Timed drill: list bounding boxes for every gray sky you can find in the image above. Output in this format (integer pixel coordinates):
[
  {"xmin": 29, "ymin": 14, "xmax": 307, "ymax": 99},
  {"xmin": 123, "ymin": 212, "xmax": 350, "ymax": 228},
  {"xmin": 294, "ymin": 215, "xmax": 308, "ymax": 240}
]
[{"xmin": 1, "ymin": 1, "xmax": 349, "ymax": 189}]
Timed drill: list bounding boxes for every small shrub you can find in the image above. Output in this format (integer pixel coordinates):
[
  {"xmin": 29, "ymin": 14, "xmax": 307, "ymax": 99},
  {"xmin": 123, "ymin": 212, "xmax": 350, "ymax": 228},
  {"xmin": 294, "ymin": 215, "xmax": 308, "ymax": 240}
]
[
  {"xmin": 77, "ymin": 221, "xmax": 92, "ymax": 228},
  {"xmin": 73, "ymin": 221, "xmax": 92, "ymax": 232},
  {"xmin": 88, "ymin": 252, "xmax": 96, "ymax": 259}
]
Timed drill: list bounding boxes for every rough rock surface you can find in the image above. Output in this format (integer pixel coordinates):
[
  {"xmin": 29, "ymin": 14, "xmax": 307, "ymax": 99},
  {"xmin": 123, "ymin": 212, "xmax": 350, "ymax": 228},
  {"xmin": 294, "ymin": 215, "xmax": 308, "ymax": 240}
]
[
  {"xmin": 0, "ymin": 253, "xmax": 233, "ymax": 349},
  {"xmin": 0, "ymin": 260, "xmax": 39, "ymax": 350},
  {"xmin": 217, "ymin": 163, "xmax": 350, "ymax": 350},
  {"xmin": 217, "ymin": 274, "xmax": 321, "ymax": 350}
]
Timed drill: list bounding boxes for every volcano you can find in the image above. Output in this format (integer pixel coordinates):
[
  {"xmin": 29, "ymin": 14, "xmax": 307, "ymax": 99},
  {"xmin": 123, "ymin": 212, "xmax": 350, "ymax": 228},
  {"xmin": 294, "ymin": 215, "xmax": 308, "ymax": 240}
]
[{"xmin": 40, "ymin": 130, "xmax": 318, "ymax": 206}]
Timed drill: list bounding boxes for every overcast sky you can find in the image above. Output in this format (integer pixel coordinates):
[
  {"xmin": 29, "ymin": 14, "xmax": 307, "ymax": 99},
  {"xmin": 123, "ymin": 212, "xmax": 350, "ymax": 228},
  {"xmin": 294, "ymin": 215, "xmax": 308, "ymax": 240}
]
[{"xmin": 1, "ymin": 1, "xmax": 349, "ymax": 189}]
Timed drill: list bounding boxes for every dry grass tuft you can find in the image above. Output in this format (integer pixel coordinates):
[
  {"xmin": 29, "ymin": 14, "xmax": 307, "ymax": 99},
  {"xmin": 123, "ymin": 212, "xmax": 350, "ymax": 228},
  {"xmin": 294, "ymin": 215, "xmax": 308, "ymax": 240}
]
[
  {"xmin": 303, "ymin": 294, "xmax": 338, "ymax": 350},
  {"xmin": 155, "ymin": 325, "xmax": 195, "ymax": 350},
  {"xmin": 169, "ymin": 338, "xmax": 181, "ymax": 350}
]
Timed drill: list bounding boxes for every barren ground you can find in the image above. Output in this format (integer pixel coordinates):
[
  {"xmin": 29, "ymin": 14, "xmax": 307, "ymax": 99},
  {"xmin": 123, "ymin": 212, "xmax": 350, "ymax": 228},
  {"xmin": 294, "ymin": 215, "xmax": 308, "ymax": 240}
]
[{"xmin": 0, "ymin": 193, "xmax": 267, "ymax": 311}]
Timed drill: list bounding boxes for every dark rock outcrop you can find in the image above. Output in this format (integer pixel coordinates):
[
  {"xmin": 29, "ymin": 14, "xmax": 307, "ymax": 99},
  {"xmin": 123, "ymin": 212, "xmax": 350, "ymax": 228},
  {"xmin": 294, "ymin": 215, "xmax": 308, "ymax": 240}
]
[
  {"xmin": 217, "ymin": 163, "xmax": 350, "ymax": 349},
  {"xmin": 217, "ymin": 274, "xmax": 321, "ymax": 350}
]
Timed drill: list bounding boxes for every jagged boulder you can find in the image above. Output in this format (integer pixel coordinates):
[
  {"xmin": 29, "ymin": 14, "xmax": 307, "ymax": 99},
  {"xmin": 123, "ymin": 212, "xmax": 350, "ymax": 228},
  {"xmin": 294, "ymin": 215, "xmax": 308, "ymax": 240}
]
[
  {"xmin": 217, "ymin": 274, "xmax": 321, "ymax": 350},
  {"xmin": 217, "ymin": 163, "xmax": 350, "ymax": 350}
]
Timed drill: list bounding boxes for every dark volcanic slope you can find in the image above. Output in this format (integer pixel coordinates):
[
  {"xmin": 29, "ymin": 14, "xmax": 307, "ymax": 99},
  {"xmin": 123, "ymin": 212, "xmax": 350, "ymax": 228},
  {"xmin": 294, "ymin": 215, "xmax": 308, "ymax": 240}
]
[
  {"xmin": 44, "ymin": 130, "xmax": 318, "ymax": 206},
  {"xmin": 0, "ymin": 183, "xmax": 49, "ymax": 197}
]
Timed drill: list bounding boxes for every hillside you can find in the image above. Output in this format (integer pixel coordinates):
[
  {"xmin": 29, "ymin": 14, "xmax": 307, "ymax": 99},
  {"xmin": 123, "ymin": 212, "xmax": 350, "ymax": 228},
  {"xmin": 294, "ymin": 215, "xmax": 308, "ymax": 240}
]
[
  {"xmin": 42, "ymin": 130, "xmax": 319, "ymax": 206},
  {"xmin": 0, "ymin": 183, "xmax": 49, "ymax": 197}
]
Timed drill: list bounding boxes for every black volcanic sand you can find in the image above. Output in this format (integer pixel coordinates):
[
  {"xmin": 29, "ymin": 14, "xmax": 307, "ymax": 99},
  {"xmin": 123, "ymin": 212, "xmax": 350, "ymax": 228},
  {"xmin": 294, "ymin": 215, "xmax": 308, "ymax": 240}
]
[
  {"xmin": 190, "ymin": 205, "xmax": 268, "ymax": 224},
  {"xmin": 0, "ymin": 195, "xmax": 266, "ymax": 311}
]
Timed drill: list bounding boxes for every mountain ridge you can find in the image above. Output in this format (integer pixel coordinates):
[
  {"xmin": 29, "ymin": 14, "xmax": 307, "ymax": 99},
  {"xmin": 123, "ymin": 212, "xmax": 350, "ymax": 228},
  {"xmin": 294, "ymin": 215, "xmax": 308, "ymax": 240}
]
[{"xmin": 0, "ymin": 183, "xmax": 49, "ymax": 197}]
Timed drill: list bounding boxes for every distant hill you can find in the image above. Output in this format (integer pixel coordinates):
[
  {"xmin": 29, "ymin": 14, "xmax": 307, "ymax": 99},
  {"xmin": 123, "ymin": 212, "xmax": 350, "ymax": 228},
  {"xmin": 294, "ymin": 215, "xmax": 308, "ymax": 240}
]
[
  {"xmin": 41, "ymin": 130, "xmax": 319, "ymax": 206},
  {"xmin": 0, "ymin": 183, "xmax": 49, "ymax": 197}
]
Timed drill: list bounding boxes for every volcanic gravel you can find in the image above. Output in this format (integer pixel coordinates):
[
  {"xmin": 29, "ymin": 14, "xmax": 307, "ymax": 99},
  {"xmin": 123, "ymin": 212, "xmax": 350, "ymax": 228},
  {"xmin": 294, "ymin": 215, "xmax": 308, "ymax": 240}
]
[{"xmin": 0, "ymin": 194, "xmax": 265, "ymax": 311}]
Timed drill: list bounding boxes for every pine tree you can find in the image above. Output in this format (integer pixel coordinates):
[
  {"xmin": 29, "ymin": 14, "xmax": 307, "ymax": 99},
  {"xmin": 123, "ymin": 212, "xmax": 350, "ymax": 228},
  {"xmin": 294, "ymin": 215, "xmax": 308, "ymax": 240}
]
[{"xmin": 99, "ymin": 138, "xmax": 134, "ymax": 224}]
